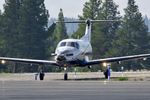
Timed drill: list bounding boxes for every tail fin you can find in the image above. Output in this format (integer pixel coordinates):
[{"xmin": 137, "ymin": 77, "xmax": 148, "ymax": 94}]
[
  {"xmin": 81, "ymin": 20, "xmax": 91, "ymax": 42},
  {"xmin": 56, "ymin": 19, "xmax": 118, "ymax": 42}
]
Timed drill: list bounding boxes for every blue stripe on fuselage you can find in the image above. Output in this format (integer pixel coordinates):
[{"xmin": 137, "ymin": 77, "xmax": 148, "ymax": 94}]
[{"xmin": 67, "ymin": 59, "xmax": 87, "ymax": 66}]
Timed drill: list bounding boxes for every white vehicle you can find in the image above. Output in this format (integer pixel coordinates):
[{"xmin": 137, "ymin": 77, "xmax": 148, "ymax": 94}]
[{"xmin": 0, "ymin": 19, "xmax": 150, "ymax": 80}]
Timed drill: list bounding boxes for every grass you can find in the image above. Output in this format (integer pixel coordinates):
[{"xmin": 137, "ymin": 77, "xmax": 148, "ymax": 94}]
[
  {"xmin": 117, "ymin": 77, "xmax": 128, "ymax": 81},
  {"xmin": 0, "ymin": 72, "xmax": 11, "ymax": 75}
]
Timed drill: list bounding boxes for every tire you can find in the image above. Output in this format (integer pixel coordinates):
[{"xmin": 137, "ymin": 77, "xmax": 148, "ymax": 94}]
[{"xmin": 64, "ymin": 73, "xmax": 68, "ymax": 80}]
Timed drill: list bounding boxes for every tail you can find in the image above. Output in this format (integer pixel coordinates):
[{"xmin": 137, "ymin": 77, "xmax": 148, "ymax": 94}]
[
  {"xmin": 81, "ymin": 20, "xmax": 91, "ymax": 42},
  {"xmin": 55, "ymin": 19, "xmax": 117, "ymax": 42}
]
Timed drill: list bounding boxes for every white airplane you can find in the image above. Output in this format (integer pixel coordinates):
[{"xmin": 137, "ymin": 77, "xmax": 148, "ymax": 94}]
[{"xmin": 0, "ymin": 19, "xmax": 150, "ymax": 80}]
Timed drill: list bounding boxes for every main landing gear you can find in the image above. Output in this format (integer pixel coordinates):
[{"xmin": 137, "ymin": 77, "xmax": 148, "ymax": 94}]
[
  {"xmin": 64, "ymin": 67, "xmax": 68, "ymax": 80},
  {"xmin": 37, "ymin": 65, "xmax": 45, "ymax": 81}
]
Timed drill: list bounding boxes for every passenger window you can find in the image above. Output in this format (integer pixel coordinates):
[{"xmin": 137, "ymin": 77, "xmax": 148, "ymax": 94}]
[{"xmin": 60, "ymin": 42, "xmax": 66, "ymax": 47}]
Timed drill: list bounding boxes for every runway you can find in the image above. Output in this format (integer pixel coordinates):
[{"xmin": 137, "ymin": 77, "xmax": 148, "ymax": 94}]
[{"xmin": 0, "ymin": 80, "xmax": 150, "ymax": 100}]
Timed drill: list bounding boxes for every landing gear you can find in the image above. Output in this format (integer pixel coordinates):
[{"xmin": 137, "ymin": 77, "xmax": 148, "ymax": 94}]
[
  {"xmin": 88, "ymin": 66, "xmax": 92, "ymax": 69},
  {"xmin": 64, "ymin": 67, "xmax": 68, "ymax": 80},
  {"xmin": 74, "ymin": 68, "xmax": 77, "ymax": 80},
  {"xmin": 64, "ymin": 73, "xmax": 68, "ymax": 80},
  {"xmin": 39, "ymin": 70, "xmax": 45, "ymax": 80},
  {"xmin": 38, "ymin": 65, "xmax": 45, "ymax": 81}
]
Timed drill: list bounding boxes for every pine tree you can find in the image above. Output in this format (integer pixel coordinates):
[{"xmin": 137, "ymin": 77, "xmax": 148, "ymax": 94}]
[
  {"xmin": 0, "ymin": 10, "xmax": 5, "ymax": 56},
  {"xmin": 73, "ymin": 0, "xmax": 102, "ymax": 38},
  {"xmin": 113, "ymin": 0, "xmax": 150, "ymax": 70},
  {"xmin": 1, "ymin": 0, "xmax": 23, "ymax": 73},
  {"xmin": 3, "ymin": 0, "xmax": 21, "ymax": 57},
  {"xmin": 18, "ymin": 0, "xmax": 49, "ymax": 59},
  {"xmin": 94, "ymin": 0, "xmax": 121, "ymax": 59},
  {"xmin": 72, "ymin": 0, "xmax": 103, "ymax": 71},
  {"xmin": 0, "ymin": 10, "xmax": 7, "ymax": 72},
  {"xmin": 46, "ymin": 23, "xmax": 56, "ymax": 58},
  {"xmin": 2, "ymin": 0, "xmax": 49, "ymax": 72},
  {"xmin": 54, "ymin": 8, "xmax": 68, "ymax": 43}
]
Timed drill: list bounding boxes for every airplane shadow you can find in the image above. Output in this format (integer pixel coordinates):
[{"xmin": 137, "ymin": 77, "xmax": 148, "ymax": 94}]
[
  {"xmin": 55, "ymin": 77, "xmax": 126, "ymax": 81},
  {"xmin": 56, "ymin": 77, "xmax": 106, "ymax": 81}
]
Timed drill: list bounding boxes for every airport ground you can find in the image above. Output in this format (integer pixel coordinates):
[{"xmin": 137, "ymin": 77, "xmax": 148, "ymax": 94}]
[
  {"xmin": 0, "ymin": 71, "xmax": 150, "ymax": 81},
  {"xmin": 0, "ymin": 72, "xmax": 150, "ymax": 100}
]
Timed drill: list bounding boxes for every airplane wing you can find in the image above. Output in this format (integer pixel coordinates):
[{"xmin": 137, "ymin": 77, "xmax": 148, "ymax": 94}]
[
  {"xmin": 85, "ymin": 54, "xmax": 150, "ymax": 66},
  {"xmin": 0, "ymin": 57, "xmax": 58, "ymax": 66},
  {"xmin": 0, "ymin": 54, "xmax": 150, "ymax": 67}
]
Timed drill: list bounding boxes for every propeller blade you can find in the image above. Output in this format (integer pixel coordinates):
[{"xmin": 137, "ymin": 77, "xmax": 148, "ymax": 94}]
[
  {"xmin": 48, "ymin": 22, "xmax": 56, "ymax": 33},
  {"xmin": 91, "ymin": 20, "xmax": 120, "ymax": 22},
  {"xmin": 56, "ymin": 20, "xmax": 85, "ymax": 23},
  {"xmin": 55, "ymin": 19, "xmax": 120, "ymax": 24},
  {"xmin": 51, "ymin": 53, "xmax": 57, "ymax": 56}
]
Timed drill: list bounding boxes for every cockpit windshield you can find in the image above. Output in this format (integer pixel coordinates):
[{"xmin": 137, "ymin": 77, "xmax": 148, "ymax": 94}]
[{"xmin": 59, "ymin": 42, "xmax": 79, "ymax": 49}]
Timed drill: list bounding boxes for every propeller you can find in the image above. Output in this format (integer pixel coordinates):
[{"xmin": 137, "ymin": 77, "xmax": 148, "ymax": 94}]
[
  {"xmin": 55, "ymin": 19, "xmax": 120, "ymax": 24},
  {"xmin": 48, "ymin": 22, "xmax": 56, "ymax": 33}
]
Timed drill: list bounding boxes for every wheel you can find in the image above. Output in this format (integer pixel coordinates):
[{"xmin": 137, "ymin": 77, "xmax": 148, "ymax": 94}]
[
  {"xmin": 39, "ymin": 72, "xmax": 45, "ymax": 80},
  {"xmin": 64, "ymin": 73, "xmax": 68, "ymax": 80}
]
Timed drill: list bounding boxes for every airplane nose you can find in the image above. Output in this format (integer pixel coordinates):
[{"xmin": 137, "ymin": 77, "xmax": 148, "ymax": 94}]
[{"xmin": 57, "ymin": 55, "xmax": 66, "ymax": 61}]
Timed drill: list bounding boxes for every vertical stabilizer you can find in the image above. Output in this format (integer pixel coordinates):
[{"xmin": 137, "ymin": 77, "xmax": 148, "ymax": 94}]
[{"xmin": 81, "ymin": 20, "xmax": 91, "ymax": 42}]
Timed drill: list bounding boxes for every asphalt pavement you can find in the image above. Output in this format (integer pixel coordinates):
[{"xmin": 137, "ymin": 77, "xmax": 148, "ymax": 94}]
[{"xmin": 0, "ymin": 80, "xmax": 150, "ymax": 100}]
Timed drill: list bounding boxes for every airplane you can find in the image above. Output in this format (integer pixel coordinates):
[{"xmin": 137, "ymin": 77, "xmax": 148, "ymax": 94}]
[{"xmin": 0, "ymin": 19, "xmax": 150, "ymax": 80}]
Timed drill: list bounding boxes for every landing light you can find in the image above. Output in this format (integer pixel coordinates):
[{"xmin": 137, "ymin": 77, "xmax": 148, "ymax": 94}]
[
  {"xmin": 64, "ymin": 67, "xmax": 67, "ymax": 71},
  {"xmin": 1, "ymin": 60, "xmax": 6, "ymax": 64},
  {"xmin": 103, "ymin": 62, "xmax": 107, "ymax": 67},
  {"xmin": 143, "ymin": 58, "xmax": 147, "ymax": 61},
  {"xmin": 102, "ymin": 62, "xmax": 111, "ymax": 67}
]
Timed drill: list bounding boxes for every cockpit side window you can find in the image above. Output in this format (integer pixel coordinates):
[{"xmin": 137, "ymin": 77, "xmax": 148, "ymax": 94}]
[
  {"xmin": 66, "ymin": 42, "xmax": 79, "ymax": 49},
  {"xmin": 75, "ymin": 42, "xmax": 79, "ymax": 49},
  {"xmin": 71, "ymin": 42, "xmax": 75, "ymax": 47},
  {"xmin": 60, "ymin": 42, "xmax": 66, "ymax": 47}
]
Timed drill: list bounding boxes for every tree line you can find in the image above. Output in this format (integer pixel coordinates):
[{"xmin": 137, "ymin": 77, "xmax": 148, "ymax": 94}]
[
  {"xmin": 74, "ymin": 0, "xmax": 150, "ymax": 72},
  {"xmin": 0, "ymin": 0, "xmax": 149, "ymax": 73}
]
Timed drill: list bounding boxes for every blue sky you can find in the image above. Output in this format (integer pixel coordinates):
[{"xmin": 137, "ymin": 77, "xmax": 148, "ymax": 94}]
[{"xmin": 0, "ymin": 0, "xmax": 149, "ymax": 18}]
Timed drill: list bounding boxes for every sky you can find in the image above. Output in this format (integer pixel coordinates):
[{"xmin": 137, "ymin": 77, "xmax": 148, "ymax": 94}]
[{"xmin": 0, "ymin": 0, "xmax": 149, "ymax": 18}]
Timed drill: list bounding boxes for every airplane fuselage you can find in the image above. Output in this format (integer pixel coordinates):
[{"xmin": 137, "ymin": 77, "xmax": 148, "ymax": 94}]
[{"xmin": 55, "ymin": 39, "xmax": 92, "ymax": 67}]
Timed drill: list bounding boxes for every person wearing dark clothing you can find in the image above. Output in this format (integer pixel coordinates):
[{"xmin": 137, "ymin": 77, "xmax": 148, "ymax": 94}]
[
  {"xmin": 104, "ymin": 67, "xmax": 111, "ymax": 79},
  {"xmin": 104, "ymin": 69, "xmax": 108, "ymax": 79},
  {"xmin": 103, "ymin": 63, "xmax": 111, "ymax": 80}
]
